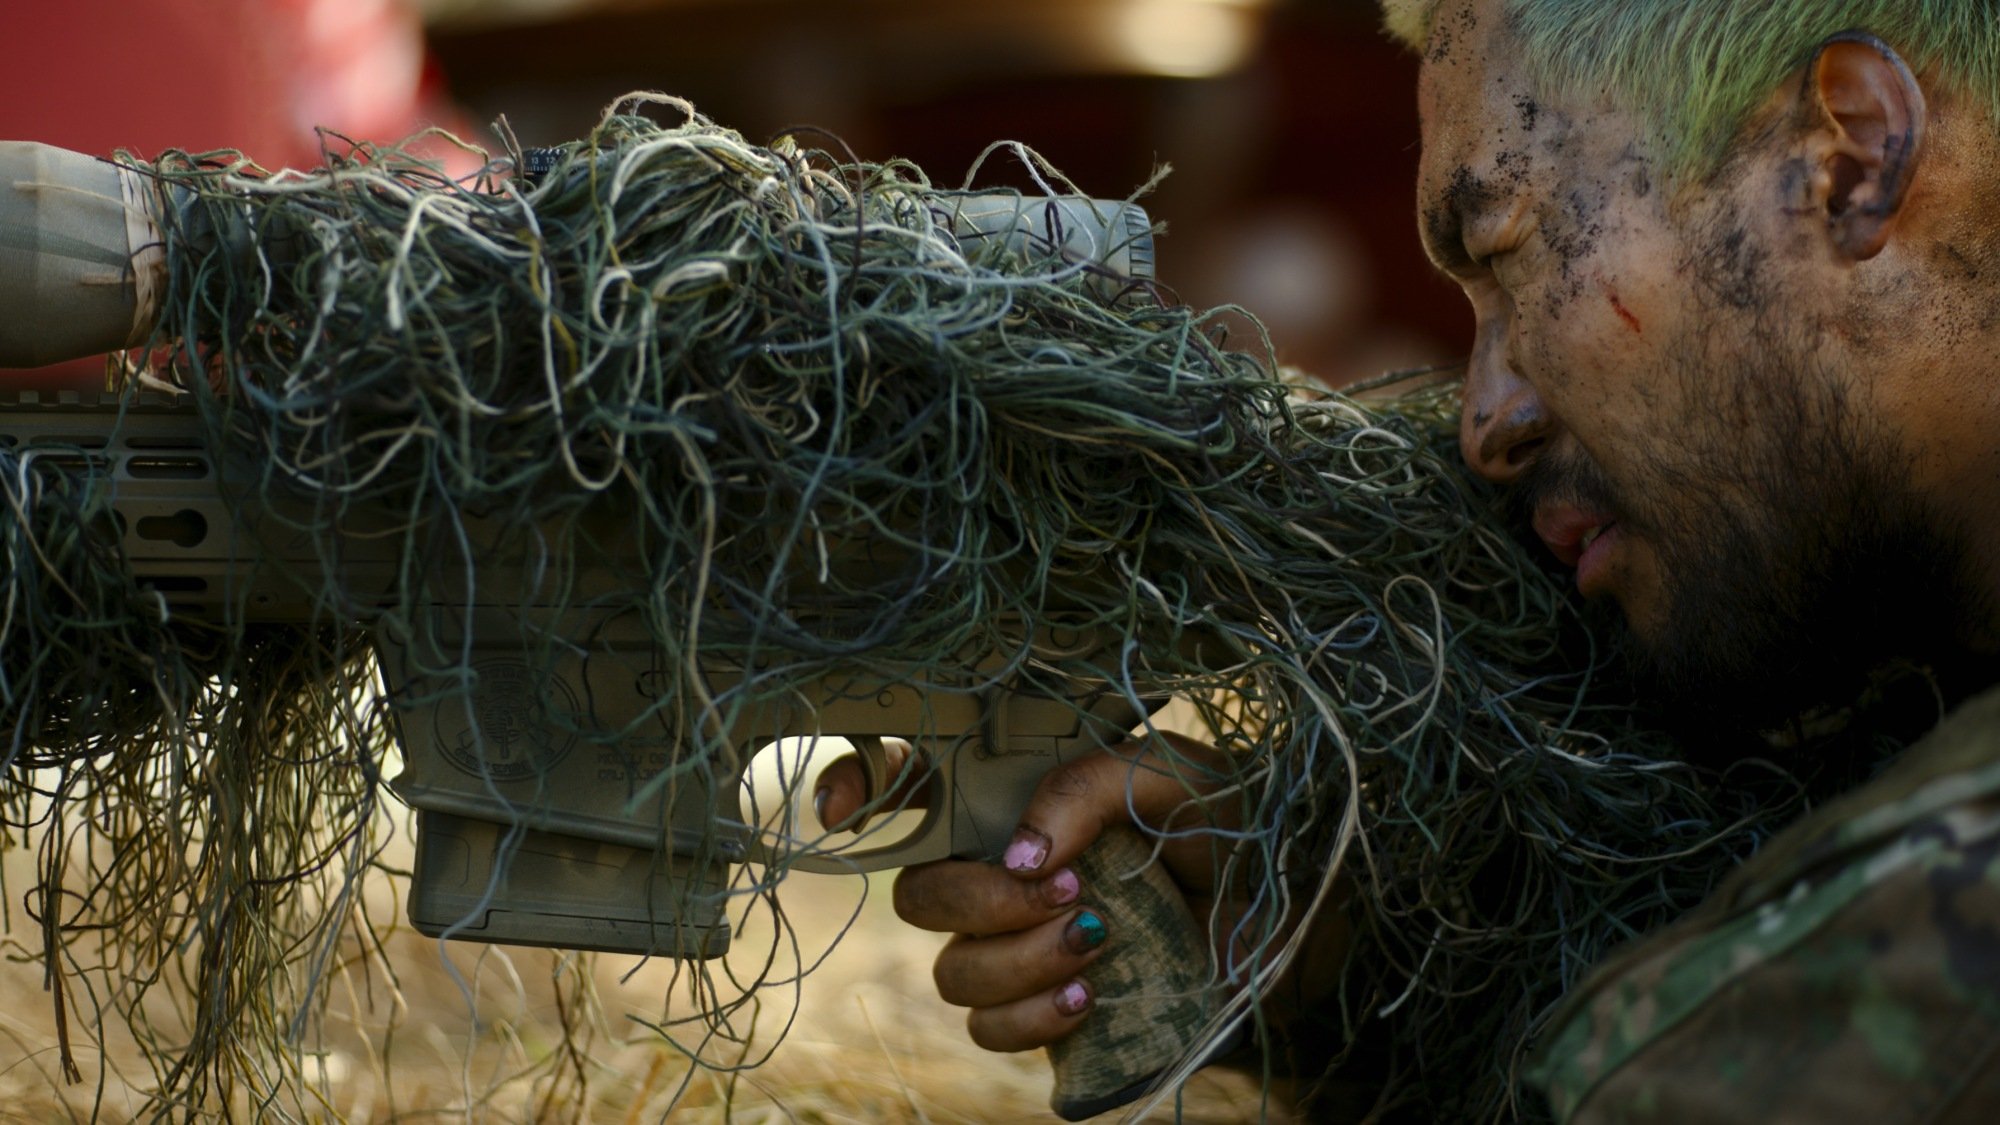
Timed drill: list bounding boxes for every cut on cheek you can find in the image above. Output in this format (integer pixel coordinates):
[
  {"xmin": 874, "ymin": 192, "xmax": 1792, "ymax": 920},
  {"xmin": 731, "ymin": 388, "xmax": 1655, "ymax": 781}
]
[
  {"xmin": 1608, "ymin": 293, "xmax": 1642, "ymax": 334},
  {"xmin": 1599, "ymin": 280, "xmax": 1642, "ymax": 334}
]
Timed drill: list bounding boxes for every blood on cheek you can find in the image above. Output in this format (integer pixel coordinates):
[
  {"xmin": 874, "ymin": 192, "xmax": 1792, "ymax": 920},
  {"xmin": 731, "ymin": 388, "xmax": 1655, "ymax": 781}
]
[
  {"xmin": 1606, "ymin": 290, "xmax": 1642, "ymax": 334},
  {"xmin": 1585, "ymin": 270, "xmax": 1642, "ymax": 336}
]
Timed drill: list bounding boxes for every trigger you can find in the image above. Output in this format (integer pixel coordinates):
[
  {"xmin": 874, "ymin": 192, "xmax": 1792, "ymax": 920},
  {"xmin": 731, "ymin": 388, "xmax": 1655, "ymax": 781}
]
[
  {"xmin": 851, "ymin": 734, "xmax": 892, "ymax": 804},
  {"xmin": 820, "ymin": 734, "xmax": 892, "ymax": 833},
  {"xmin": 824, "ymin": 735, "xmax": 927, "ymax": 835}
]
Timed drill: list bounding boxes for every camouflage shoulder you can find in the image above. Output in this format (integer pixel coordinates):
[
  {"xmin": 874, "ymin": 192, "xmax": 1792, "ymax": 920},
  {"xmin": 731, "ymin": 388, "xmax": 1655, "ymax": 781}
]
[
  {"xmin": 1528, "ymin": 683, "xmax": 2000, "ymax": 1123},
  {"xmin": 1721, "ymin": 685, "xmax": 2000, "ymax": 907}
]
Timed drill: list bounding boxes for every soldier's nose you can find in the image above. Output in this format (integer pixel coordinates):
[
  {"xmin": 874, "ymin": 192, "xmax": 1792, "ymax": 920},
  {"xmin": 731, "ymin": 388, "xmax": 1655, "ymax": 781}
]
[{"xmin": 1459, "ymin": 348, "xmax": 1551, "ymax": 485}]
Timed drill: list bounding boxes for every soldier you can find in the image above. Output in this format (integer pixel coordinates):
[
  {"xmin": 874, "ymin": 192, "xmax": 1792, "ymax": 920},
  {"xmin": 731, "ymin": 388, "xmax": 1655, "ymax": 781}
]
[{"xmin": 828, "ymin": 0, "xmax": 2000, "ymax": 1118}]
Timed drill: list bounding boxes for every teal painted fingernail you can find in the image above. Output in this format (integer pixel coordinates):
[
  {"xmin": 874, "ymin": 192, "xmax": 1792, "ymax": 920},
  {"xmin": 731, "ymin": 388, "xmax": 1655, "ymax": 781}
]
[{"xmin": 1064, "ymin": 910, "xmax": 1108, "ymax": 954}]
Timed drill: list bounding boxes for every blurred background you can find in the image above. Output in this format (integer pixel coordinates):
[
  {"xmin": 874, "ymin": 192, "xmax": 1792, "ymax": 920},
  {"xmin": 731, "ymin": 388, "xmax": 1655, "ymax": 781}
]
[
  {"xmin": 0, "ymin": 1, "xmax": 1461, "ymax": 1119},
  {"xmin": 0, "ymin": 0, "xmax": 1467, "ymax": 389}
]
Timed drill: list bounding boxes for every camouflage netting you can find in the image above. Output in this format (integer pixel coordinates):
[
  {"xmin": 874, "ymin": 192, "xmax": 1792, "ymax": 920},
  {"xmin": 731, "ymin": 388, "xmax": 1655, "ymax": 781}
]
[{"xmin": 0, "ymin": 96, "xmax": 1863, "ymax": 1119}]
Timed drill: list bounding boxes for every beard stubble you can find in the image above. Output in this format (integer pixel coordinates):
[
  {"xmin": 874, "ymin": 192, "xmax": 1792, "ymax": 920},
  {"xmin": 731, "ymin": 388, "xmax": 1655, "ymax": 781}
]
[{"xmin": 1511, "ymin": 314, "xmax": 1984, "ymax": 733}]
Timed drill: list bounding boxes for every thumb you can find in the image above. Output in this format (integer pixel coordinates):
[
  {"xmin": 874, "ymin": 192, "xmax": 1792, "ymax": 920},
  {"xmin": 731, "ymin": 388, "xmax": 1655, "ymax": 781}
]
[{"xmin": 1001, "ymin": 732, "xmax": 1227, "ymax": 887}]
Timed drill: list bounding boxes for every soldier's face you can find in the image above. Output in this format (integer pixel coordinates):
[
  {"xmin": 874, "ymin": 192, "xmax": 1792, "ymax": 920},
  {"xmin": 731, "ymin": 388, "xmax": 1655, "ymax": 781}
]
[{"xmin": 1414, "ymin": 0, "xmax": 1977, "ymax": 724}]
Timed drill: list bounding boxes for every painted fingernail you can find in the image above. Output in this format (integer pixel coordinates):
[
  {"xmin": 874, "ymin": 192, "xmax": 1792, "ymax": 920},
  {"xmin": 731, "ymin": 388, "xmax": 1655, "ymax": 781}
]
[
  {"xmin": 1004, "ymin": 828, "xmax": 1050, "ymax": 873},
  {"xmin": 1063, "ymin": 910, "xmax": 1108, "ymax": 954},
  {"xmin": 1045, "ymin": 867, "xmax": 1080, "ymax": 907},
  {"xmin": 1055, "ymin": 979, "xmax": 1092, "ymax": 1017},
  {"xmin": 813, "ymin": 786, "xmax": 831, "ymax": 828}
]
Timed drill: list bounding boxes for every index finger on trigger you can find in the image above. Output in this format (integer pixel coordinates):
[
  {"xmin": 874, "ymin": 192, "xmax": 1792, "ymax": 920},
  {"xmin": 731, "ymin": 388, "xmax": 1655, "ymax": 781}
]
[
  {"xmin": 813, "ymin": 740, "xmax": 930, "ymax": 831},
  {"xmin": 813, "ymin": 755, "xmax": 870, "ymax": 830},
  {"xmin": 893, "ymin": 857, "xmax": 1085, "ymax": 935}
]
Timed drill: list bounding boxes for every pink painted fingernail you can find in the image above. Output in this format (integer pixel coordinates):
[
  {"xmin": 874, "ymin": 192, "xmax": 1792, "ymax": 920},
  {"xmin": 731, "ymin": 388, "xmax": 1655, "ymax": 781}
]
[
  {"xmin": 1004, "ymin": 829, "xmax": 1050, "ymax": 873},
  {"xmin": 1046, "ymin": 867, "xmax": 1080, "ymax": 906},
  {"xmin": 1055, "ymin": 979, "xmax": 1091, "ymax": 1017}
]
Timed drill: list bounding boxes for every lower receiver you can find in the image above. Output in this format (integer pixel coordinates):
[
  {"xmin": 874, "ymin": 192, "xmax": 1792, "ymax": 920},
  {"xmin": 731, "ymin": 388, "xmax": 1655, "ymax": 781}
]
[{"xmin": 0, "ymin": 389, "xmax": 1218, "ymax": 1119}]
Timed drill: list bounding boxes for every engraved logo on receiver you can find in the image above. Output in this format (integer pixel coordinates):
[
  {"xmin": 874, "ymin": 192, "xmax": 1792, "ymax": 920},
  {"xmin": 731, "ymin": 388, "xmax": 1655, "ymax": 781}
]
[{"xmin": 440, "ymin": 659, "xmax": 580, "ymax": 781}]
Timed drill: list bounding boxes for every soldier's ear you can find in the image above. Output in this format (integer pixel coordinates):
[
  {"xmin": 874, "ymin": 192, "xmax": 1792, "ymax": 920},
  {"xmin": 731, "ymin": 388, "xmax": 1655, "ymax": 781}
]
[{"xmin": 1791, "ymin": 31, "xmax": 1926, "ymax": 262}]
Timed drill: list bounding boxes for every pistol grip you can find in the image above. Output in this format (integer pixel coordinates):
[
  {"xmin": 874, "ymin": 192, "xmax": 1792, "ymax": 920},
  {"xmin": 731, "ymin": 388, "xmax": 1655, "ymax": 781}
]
[{"xmin": 1046, "ymin": 825, "xmax": 1218, "ymax": 1121}]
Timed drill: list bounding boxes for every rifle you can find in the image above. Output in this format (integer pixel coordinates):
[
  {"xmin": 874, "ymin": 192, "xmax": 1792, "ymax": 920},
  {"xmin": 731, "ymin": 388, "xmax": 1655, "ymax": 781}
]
[{"xmin": 0, "ymin": 140, "xmax": 1220, "ymax": 1119}]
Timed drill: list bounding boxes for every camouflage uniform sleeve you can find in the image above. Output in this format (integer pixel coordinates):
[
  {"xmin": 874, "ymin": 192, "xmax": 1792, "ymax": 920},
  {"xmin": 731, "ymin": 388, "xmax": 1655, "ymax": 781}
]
[{"xmin": 1528, "ymin": 686, "xmax": 2000, "ymax": 1125}]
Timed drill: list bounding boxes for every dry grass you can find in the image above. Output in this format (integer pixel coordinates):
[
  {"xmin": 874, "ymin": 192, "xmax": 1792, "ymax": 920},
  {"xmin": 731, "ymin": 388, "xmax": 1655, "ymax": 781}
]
[{"xmin": 0, "ymin": 824, "xmax": 1285, "ymax": 1123}]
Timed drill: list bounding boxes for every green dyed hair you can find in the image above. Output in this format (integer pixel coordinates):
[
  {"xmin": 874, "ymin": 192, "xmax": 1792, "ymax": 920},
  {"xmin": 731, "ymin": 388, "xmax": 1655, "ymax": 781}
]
[{"xmin": 1383, "ymin": 0, "xmax": 2000, "ymax": 174}]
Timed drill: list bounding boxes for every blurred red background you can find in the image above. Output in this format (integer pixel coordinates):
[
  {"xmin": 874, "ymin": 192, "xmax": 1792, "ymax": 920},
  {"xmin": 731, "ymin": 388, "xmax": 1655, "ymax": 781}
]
[{"xmin": 0, "ymin": 0, "xmax": 1468, "ymax": 388}]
